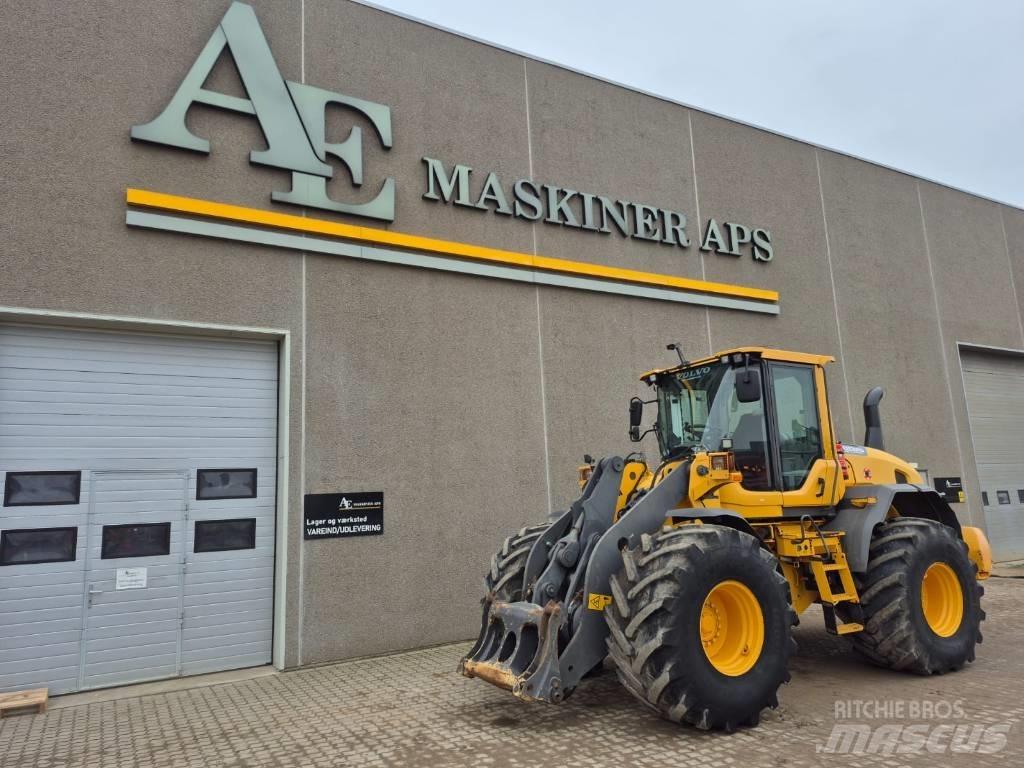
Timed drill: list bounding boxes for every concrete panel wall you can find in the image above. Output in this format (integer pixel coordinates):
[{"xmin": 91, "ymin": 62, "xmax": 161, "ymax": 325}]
[
  {"xmin": 690, "ymin": 115, "xmax": 854, "ymax": 437},
  {"xmin": 536, "ymin": 290, "xmax": 711, "ymax": 511},
  {"xmin": 920, "ymin": 184, "xmax": 1021, "ymax": 350},
  {"xmin": 0, "ymin": 0, "xmax": 304, "ymax": 325},
  {"xmin": 918, "ymin": 183, "xmax": 1024, "ymax": 527},
  {"xmin": 1002, "ymin": 206, "xmax": 1024, "ymax": 334},
  {"xmin": 3, "ymin": 0, "xmax": 1024, "ymax": 668},
  {"xmin": 525, "ymin": 60, "xmax": 702, "ymax": 276},
  {"xmin": 301, "ymin": 259, "xmax": 548, "ymax": 662},
  {"xmin": 524, "ymin": 61, "xmax": 711, "ymax": 509},
  {"xmin": 816, "ymin": 152, "xmax": 955, "ymax": 481}
]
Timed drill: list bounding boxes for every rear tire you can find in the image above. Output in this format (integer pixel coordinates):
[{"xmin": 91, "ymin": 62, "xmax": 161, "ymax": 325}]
[
  {"xmin": 853, "ymin": 518, "xmax": 984, "ymax": 673},
  {"xmin": 485, "ymin": 523, "xmax": 549, "ymax": 602},
  {"xmin": 606, "ymin": 525, "xmax": 797, "ymax": 731}
]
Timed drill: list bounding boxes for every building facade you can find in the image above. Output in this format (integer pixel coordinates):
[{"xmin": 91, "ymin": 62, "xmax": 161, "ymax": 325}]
[{"xmin": 2, "ymin": 0, "xmax": 1024, "ymax": 695}]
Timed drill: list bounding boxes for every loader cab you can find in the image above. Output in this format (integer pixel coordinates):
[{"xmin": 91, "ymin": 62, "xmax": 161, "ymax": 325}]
[{"xmin": 645, "ymin": 348, "xmax": 841, "ymax": 512}]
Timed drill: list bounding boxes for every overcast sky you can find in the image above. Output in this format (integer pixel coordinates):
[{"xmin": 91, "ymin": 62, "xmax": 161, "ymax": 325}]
[{"xmin": 366, "ymin": 0, "xmax": 1024, "ymax": 208}]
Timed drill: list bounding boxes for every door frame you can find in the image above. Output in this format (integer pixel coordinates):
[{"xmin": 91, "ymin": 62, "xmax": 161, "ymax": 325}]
[{"xmin": 0, "ymin": 305, "xmax": 292, "ymax": 672}]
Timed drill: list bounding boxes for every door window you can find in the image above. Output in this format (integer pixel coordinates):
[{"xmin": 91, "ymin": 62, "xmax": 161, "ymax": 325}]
[
  {"xmin": 196, "ymin": 468, "xmax": 257, "ymax": 500},
  {"xmin": 101, "ymin": 522, "xmax": 171, "ymax": 559},
  {"xmin": 4, "ymin": 471, "xmax": 81, "ymax": 506},
  {"xmin": 194, "ymin": 518, "xmax": 257, "ymax": 553},
  {"xmin": 0, "ymin": 527, "xmax": 78, "ymax": 565},
  {"xmin": 770, "ymin": 364, "xmax": 824, "ymax": 491}
]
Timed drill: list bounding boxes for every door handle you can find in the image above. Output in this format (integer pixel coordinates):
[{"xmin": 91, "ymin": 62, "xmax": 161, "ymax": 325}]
[
  {"xmin": 87, "ymin": 585, "xmax": 102, "ymax": 607},
  {"xmin": 816, "ymin": 477, "xmax": 826, "ymax": 497}
]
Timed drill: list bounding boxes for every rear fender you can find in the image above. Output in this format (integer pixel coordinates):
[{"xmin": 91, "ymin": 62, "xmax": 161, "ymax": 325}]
[
  {"xmin": 962, "ymin": 525, "xmax": 992, "ymax": 579},
  {"xmin": 824, "ymin": 484, "xmax": 962, "ymax": 573}
]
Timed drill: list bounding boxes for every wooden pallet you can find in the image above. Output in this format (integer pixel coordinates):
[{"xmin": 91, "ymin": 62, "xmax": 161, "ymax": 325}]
[{"xmin": 0, "ymin": 688, "xmax": 48, "ymax": 718}]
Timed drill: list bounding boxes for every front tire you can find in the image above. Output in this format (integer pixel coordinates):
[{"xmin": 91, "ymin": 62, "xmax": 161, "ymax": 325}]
[
  {"xmin": 605, "ymin": 525, "xmax": 797, "ymax": 731},
  {"xmin": 485, "ymin": 523, "xmax": 549, "ymax": 602},
  {"xmin": 853, "ymin": 518, "xmax": 984, "ymax": 673}
]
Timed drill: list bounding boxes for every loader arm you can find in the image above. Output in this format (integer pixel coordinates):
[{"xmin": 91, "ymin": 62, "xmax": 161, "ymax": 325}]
[{"xmin": 460, "ymin": 455, "xmax": 690, "ymax": 703}]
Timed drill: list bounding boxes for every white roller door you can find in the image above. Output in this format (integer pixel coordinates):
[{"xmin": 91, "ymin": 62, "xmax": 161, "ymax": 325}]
[
  {"xmin": 961, "ymin": 349, "xmax": 1024, "ymax": 562},
  {"xmin": 0, "ymin": 324, "xmax": 278, "ymax": 694}
]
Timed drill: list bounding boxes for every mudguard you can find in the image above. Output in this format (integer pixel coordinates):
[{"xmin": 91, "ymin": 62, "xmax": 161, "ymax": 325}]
[{"xmin": 824, "ymin": 483, "xmax": 962, "ymax": 573}]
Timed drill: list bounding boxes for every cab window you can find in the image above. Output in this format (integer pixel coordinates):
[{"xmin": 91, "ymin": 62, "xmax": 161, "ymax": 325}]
[
  {"xmin": 769, "ymin": 364, "xmax": 823, "ymax": 491},
  {"xmin": 716, "ymin": 379, "xmax": 771, "ymax": 492}
]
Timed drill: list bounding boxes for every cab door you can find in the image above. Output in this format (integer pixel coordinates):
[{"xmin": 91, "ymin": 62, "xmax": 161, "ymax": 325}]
[
  {"xmin": 714, "ymin": 361, "xmax": 784, "ymax": 516},
  {"xmin": 767, "ymin": 362, "xmax": 843, "ymax": 510}
]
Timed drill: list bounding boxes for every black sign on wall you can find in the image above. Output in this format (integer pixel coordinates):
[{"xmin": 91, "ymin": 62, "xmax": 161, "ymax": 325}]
[
  {"xmin": 934, "ymin": 477, "xmax": 965, "ymax": 504},
  {"xmin": 304, "ymin": 492, "xmax": 383, "ymax": 539}
]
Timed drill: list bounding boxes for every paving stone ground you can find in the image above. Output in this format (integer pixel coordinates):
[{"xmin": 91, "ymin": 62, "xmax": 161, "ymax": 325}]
[{"xmin": 2, "ymin": 577, "xmax": 1023, "ymax": 768}]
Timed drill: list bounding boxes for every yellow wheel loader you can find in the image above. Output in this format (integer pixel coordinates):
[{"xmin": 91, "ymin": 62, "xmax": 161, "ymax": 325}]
[{"xmin": 459, "ymin": 346, "xmax": 992, "ymax": 731}]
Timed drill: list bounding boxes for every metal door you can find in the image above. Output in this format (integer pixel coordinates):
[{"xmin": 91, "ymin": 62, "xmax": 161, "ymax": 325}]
[
  {"xmin": 80, "ymin": 471, "xmax": 187, "ymax": 690},
  {"xmin": 1, "ymin": 324, "xmax": 278, "ymax": 694},
  {"xmin": 960, "ymin": 350, "xmax": 1024, "ymax": 562}
]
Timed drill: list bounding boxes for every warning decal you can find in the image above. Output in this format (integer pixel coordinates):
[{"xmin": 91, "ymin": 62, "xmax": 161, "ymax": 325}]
[{"xmin": 587, "ymin": 593, "xmax": 613, "ymax": 611}]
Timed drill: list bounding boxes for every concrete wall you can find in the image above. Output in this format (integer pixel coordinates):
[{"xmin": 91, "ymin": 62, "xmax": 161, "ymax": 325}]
[{"xmin": 2, "ymin": 0, "xmax": 1023, "ymax": 667}]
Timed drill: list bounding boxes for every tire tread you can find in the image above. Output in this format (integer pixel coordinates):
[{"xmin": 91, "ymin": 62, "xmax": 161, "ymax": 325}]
[
  {"xmin": 606, "ymin": 525, "xmax": 796, "ymax": 731},
  {"xmin": 853, "ymin": 518, "xmax": 983, "ymax": 675},
  {"xmin": 484, "ymin": 523, "xmax": 550, "ymax": 602}
]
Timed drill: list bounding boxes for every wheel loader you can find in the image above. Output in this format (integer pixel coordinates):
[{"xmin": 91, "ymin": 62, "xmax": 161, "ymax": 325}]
[{"xmin": 459, "ymin": 345, "xmax": 992, "ymax": 730}]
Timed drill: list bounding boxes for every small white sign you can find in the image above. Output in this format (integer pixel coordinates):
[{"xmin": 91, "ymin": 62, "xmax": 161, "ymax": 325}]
[{"xmin": 115, "ymin": 567, "xmax": 148, "ymax": 590}]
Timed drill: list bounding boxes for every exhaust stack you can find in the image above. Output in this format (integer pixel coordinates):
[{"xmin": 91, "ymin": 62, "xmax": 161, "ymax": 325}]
[{"xmin": 863, "ymin": 387, "xmax": 885, "ymax": 451}]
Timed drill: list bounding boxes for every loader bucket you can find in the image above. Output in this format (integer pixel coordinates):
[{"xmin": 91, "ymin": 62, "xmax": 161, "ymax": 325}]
[{"xmin": 459, "ymin": 599, "xmax": 566, "ymax": 703}]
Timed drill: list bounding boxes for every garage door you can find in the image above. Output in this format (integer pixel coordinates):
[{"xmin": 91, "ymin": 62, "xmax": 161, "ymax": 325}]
[
  {"xmin": 961, "ymin": 349, "xmax": 1024, "ymax": 562},
  {"xmin": 0, "ymin": 324, "xmax": 278, "ymax": 694}
]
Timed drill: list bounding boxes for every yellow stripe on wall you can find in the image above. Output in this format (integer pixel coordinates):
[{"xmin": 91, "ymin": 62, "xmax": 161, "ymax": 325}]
[{"xmin": 125, "ymin": 188, "xmax": 779, "ymax": 304}]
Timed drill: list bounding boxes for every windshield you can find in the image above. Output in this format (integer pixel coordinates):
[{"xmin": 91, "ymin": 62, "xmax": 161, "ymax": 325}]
[
  {"xmin": 656, "ymin": 362, "xmax": 731, "ymax": 457},
  {"xmin": 657, "ymin": 362, "xmax": 767, "ymax": 458}
]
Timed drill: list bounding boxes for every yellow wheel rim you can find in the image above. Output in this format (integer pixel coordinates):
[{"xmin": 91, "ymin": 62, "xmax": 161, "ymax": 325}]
[
  {"xmin": 699, "ymin": 580, "xmax": 765, "ymax": 676},
  {"xmin": 921, "ymin": 562, "xmax": 964, "ymax": 637}
]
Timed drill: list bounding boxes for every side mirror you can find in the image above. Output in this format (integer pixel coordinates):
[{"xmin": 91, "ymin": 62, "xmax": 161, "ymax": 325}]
[
  {"xmin": 629, "ymin": 397, "xmax": 644, "ymax": 428},
  {"xmin": 735, "ymin": 369, "xmax": 762, "ymax": 403},
  {"xmin": 629, "ymin": 397, "xmax": 643, "ymax": 442}
]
